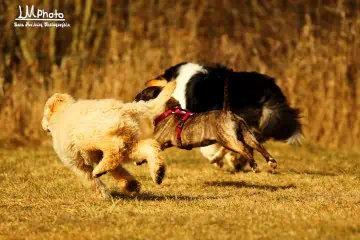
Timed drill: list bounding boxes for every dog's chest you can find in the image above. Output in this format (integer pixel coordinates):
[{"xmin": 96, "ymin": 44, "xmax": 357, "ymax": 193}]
[{"xmin": 172, "ymin": 82, "xmax": 187, "ymax": 108}]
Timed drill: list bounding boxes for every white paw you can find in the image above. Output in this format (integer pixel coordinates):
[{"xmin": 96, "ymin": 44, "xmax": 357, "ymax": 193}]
[{"xmin": 268, "ymin": 159, "xmax": 277, "ymax": 169}]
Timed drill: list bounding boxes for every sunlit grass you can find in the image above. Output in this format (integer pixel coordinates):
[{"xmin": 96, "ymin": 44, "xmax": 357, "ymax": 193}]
[{"xmin": 1, "ymin": 143, "xmax": 359, "ymax": 239}]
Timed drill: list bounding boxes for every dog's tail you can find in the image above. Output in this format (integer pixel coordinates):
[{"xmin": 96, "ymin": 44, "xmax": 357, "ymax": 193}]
[
  {"xmin": 123, "ymin": 81, "xmax": 177, "ymax": 119},
  {"xmin": 259, "ymin": 101, "xmax": 303, "ymax": 145},
  {"xmin": 223, "ymin": 69, "xmax": 232, "ymax": 112}
]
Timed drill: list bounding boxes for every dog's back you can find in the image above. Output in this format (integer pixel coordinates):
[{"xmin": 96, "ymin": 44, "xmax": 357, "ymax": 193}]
[
  {"xmin": 154, "ymin": 110, "xmax": 225, "ymax": 149},
  {"xmin": 53, "ymin": 99, "xmax": 127, "ymax": 132},
  {"xmin": 146, "ymin": 63, "xmax": 302, "ymax": 144},
  {"xmin": 49, "ymin": 98, "xmax": 139, "ymax": 153}
]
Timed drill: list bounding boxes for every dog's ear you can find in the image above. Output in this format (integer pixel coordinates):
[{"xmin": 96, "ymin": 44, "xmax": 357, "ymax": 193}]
[
  {"xmin": 42, "ymin": 93, "xmax": 74, "ymax": 132},
  {"xmin": 47, "ymin": 94, "xmax": 60, "ymax": 113},
  {"xmin": 47, "ymin": 96, "xmax": 58, "ymax": 113},
  {"xmin": 47, "ymin": 93, "xmax": 74, "ymax": 113}
]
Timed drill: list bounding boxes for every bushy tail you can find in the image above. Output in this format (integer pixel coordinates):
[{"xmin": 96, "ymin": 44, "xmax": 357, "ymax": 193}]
[
  {"xmin": 122, "ymin": 81, "xmax": 176, "ymax": 119},
  {"xmin": 259, "ymin": 101, "xmax": 303, "ymax": 145}
]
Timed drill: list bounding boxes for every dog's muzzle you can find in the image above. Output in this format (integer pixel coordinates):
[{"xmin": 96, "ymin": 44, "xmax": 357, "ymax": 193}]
[
  {"xmin": 41, "ymin": 118, "xmax": 51, "ymax": 134},
  {"xmin": 145, "ymin": 78, "xmax": 168, "ymax": 87}
]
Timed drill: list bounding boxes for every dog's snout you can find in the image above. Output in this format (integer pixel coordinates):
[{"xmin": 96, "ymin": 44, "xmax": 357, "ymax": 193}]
[{"xmin": 146, "ymin": 78, "xmax": 168, "ymax": 87}]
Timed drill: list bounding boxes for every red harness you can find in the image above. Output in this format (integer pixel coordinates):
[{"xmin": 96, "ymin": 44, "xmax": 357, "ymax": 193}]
[{"xmin": 154, "ymin": 106, "xmax": 195, "ymax": 148}]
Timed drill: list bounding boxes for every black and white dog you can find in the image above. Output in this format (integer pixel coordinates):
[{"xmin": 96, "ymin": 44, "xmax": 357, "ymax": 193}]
[{"xmin": 144, "ymin": 62, "xmax": 302, "ymax": 171}]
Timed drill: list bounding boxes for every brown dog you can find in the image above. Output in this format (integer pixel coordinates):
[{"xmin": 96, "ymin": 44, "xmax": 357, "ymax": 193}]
[{"xmin": 134, "ymin": 86, "xmax": 278, "ymax": 172}]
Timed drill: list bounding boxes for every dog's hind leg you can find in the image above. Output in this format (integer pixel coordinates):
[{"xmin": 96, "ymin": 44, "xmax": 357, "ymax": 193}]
[
  {"xmin": 110, "ymin": 165, "xmax": 141, "ymax": 194},
  {"xmin": 92, "ymin": 151, "xmax": 124, "ymax": 178},
  {"xmin": 92, "ymin": 138, "xmax": 126, "ymax": 178},
  {"xmin": 237, "ymin": 120, "xmax": 277, "ymax": 170},
  {"xmin": 217, "ymin": 123, "xmax": 262, "ymax": 172},
  {"xmin": 224, "ymin": 152, "xmax": 248, "ymax": 172},
  {"xmin": 134, "ymin": 159, "xmax": 147, "ymax": 166},
  {"xmin": 130, "ymin": 139, "xmax": 166, "ymax": 185},
  {"xmin": 71, "ymin": 162, "xmax": 111, "ymax": 199},
  {"xmin": 246, "ymin": 148, "xmax": 259, "ymax": 173},
  {"xmin": 222, "ymin": 141, "xmax": 257, "ymax": 171},
  {"xmin": 218, "ymin": 134, "xmax": 253, "ymax": 164}
]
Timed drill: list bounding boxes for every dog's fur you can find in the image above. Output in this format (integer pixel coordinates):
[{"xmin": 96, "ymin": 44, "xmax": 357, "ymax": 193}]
[
  {"xmin": 134, "ymin": 86, "xmax": 277, "ymax": 172},
  {"xmin": 144, "ymin": 62, "xmax": 302, "ymax": 170},
  {"xmin": 42, "ymin": 82, "xmax": 176, "ymax": 199}
]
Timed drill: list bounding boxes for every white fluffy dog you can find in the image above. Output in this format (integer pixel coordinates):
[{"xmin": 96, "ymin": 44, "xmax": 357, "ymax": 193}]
[{"xmin": 42, "ymin": 82, "xmax": 176, "ymax": 199}]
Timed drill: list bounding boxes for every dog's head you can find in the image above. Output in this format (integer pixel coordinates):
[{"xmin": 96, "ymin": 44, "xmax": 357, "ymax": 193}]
[
  {"xmin": 135, "ymin": 86, "xmax": 180, "ymax": 110},
  {"xmin": 135, "ymin": 86, "xmax": 162, "ymax": 102},
  {"xmin": 42, "ymin": 93, "xmax": 75, "ymax": 132},
  {"xmin": 145, "ymin": 62, "xmax": 188, "ymax": 87}
]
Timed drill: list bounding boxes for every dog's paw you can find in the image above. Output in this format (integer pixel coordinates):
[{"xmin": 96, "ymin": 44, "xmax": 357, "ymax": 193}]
[
  {"xmin": 123, "ymin": 180, "xmax": 141, "ymax": 194},
  {"xmin": 134, "ymin": 159, "xmax": 147, "ymax": 166},
  {"xmin": 92, "ymin": 170, "xmax": 107, "ymax": 178},
  {"xmin": 268, "ymin": 158, "xmax": 277, "ymax": 169},
  {"xmin": 251, "ymin": 163, "xmax": 259, "ymax": 173},
  {"xmin": 156, "ymin": 164, "xmax": 166, "ymax": 184}
]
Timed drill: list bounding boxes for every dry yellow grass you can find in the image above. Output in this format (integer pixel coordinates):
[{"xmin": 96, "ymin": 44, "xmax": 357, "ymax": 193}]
[
  {"xmin": 1, "ymin": 143, "xmax": 359, "ymax": 239},
  {"xmin": 1, "ymin": 2, "xmax": 359, "ymax": 239},
  {"xmin": 0, "ymin": 0, "xmax": 359, "ymax": 150}
]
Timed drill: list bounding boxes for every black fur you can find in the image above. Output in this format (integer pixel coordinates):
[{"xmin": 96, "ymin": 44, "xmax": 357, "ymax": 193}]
[
  {"xmin": 155, "ymin": 62, "xmax": 186, "ymax": 81},
  {"xmin": 144, "ymin": 62, "xmax": 302, "ymax": 143},
  {"xmin": 135, "ymin": 87, "xmax": 162, "ymax": 102}
]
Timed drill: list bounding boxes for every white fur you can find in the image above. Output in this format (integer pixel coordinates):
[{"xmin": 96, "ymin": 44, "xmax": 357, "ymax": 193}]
[
  {"xmin": 42, "ymin": 82, "xmax": 176, "ymax": 199},
  {"xmin": 259, "ymin": 106, "xmax": 273, "ymax": 128},
  {"xmin": 260, "ymin": 106, "xmax": 303, "ymax": 145},
  {"xmin": 172, "ymin": 63, "xmax": 208, "ymax": 108},
  {"xmin": 200, "ymin": 144, "xmax": 223, "ymax": 162},
  {"xmin": 286, "ymin": 131, "xmax": 303, "ymax": 145}
]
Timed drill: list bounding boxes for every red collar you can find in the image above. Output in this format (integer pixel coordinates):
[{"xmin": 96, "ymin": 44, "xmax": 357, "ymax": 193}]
[{"xmin": 154, "ymin": 106, "xmax": 195, "ymax": 148}]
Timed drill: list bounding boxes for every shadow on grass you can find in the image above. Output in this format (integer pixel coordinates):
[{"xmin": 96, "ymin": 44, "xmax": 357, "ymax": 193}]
[
  {"xmin": 224, "ymin": 168, "xmax": 279, "ymax": 175},
  {"xmin": 111, "ymin": 191, "xmax": 219, "ymax": 201},
  {"xmin": 203, "ymin": 181, "xmax": 296, "ymax": 191},
  {"xmin": 288, "ymin": 169, "xmax": 338, "ymax": 176}
]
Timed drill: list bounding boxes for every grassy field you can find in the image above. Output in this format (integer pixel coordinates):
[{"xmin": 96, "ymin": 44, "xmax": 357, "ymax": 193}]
[
  {"xmin": 0, "ymin": 142, "xmax": 360, "ymax": 239},
  {"xmin": 1, "ymin": 1, "xmax": 359, "ymax": 150}
]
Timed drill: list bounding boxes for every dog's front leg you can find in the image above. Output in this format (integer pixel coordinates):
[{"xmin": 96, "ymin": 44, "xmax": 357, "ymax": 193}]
[
  {"xmin": 71, "ymin": 163, "xmax": 111, "ymax": 200},
  {"xmin": 246, "ymin": 149, "xmax": 259, "ymax": 173}
]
